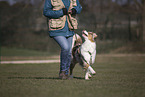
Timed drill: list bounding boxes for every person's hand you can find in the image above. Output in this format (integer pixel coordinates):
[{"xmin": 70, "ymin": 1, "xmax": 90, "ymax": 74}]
[
  {"xmin": 69, "ymin": 8, "xmax": 77, "ymax": 15},
  {"xmin": 62, "ymin": 8, "xmax": 68, "ymax": 15}
]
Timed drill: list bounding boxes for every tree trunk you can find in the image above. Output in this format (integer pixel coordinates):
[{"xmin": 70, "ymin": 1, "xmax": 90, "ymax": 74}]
[{"xmin": 143, "ymin": 1, "xmax": 145, "ymax": 41}]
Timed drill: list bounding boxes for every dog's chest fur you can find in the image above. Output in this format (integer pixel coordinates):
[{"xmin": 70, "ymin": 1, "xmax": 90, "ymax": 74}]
[
  {"xmin": 80, "ymin": 39, "xmax": 96, "ymax": 65},
  {"xmin": 81, "ymin": 40, "xmax": 96, "ymax": 54}
]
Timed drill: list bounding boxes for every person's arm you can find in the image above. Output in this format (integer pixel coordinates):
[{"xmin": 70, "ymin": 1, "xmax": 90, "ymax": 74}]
[
  {"xmin": 43, "ymin": 0, "xmax": 64, "ymax": 19},
  {"xmin": 71, "ymin": 0, "xmax": 82, "ymax": 15}
]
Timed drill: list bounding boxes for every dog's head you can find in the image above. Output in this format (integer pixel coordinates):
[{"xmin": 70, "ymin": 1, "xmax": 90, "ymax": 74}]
[{"xmin": 82, "ymin": 30, "xmax": 97, "ymax": 42}]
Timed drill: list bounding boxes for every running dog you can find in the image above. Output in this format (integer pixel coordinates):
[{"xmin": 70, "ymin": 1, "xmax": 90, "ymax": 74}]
[{"xmin": 70, "ymin": 30, "xmax": 97, "ymax": 80}]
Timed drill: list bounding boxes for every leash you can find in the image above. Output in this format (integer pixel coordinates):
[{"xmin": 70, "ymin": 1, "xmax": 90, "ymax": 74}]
[
  {"xmin": 88, "ymin": 51, "xmax": 92, "ymax": 66},
  {"xmin": 68, "ymin": 14, "xmax": 77, "ymax": 40},
  {"xmin": 68, "ymin": 14, "xmax": 75, "ymax": 30}
]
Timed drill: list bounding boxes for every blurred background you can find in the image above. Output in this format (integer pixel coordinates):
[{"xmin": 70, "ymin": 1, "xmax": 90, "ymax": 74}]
[{"xmin": 0, "ymin": 0, "xmax": 145, "ymax": 58}]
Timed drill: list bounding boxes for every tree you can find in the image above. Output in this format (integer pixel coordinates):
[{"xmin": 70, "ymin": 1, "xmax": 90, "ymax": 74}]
[
  {"xmin": 113, "ymin": 0, "xmax": 145, "ymax": 41},
  {"xmin": 132, "ymin": 0, "xmax": 145, "ymax": 41}
]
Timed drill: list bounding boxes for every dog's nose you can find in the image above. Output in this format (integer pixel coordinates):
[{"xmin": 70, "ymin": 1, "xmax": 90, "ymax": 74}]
[{"xmin": 82, "ymin": 30, "xmax": 85, "ymax": 33}]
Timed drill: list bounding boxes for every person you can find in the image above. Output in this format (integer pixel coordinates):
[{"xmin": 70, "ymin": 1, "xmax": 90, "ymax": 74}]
[{"xmin": 43, "ymin": 0, "xmax": 82, "ymax": 79}]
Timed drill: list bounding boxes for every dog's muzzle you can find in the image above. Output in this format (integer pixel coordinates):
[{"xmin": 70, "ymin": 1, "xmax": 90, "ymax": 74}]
[{"xmin": 82, "ymin": 30, "xmax": 88, "ymax": 37}]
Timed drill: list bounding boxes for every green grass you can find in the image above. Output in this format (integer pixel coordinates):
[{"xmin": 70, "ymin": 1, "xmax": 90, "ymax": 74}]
[
  {"xmin": 0, "ymin": 55, "xmax": 145, "ymax": 97},
  {"xmin": 1, "ymin": 47, "xmax": 60, "ymax": 61},
  {"xmin": 1, "ymin": 47, "xmax": 54, "ymax": 57}
]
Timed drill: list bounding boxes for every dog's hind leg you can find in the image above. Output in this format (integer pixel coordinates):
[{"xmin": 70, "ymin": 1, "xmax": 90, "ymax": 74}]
[{"xmin": 70, "ymin": 61, "xmax": 77, "ymax": 78}]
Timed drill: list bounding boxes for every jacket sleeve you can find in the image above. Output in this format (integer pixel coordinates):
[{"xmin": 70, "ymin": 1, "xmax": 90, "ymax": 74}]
[
  {"xmin": 43, "ymin": 0, "xmax": 64, "ymax": 19},
  {"xmin": 73, "ymin": 0, "xmax": 82, "ymax": 14}
]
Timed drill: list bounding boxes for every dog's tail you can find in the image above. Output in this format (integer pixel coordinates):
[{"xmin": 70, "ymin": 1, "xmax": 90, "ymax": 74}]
[{"xmin": 72, "ymin": 34, "xmax": 82, "ymax": 49}]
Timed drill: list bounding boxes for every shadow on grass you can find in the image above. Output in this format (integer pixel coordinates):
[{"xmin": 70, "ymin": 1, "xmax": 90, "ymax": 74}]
[
  {"xmin": 73, "ymin": 76, "xmax": 84, "ymax": 79},
  {"xmin": 8, "ymin": 76, "xmax": 85, "ymax": 80}
]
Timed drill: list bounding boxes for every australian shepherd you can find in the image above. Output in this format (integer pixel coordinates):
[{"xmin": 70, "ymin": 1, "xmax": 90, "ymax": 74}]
[{"xmin": 70, "ymin": 30, "xmax": 97, "ymax": 80}]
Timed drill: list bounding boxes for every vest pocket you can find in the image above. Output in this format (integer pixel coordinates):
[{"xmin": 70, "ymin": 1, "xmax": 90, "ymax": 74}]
[
  {"xmin": 49, "ymin": 16, "xmax": 66, "ymax": 30},
  {"xmin": 68, "ymin": 16, "xmax": 78, "ymax": 30}
]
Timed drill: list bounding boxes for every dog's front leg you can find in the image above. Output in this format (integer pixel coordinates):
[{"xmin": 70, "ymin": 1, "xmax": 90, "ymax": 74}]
[
  {"xmin": 83, "ymin": 63, "xmax": 90, "ymax": 80},
  {"xmin": 85, "ymin": 69, "xmax": 90, "ymax": 80},
  {"xmin": 85, "ymin": 66, "xmax": 96, "ymax": 80},
  {"xmin": 88, "ymin": 66, "xmax": 96, "ymax": 75}
]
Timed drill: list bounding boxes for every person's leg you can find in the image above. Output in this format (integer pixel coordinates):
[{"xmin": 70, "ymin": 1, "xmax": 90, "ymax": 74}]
[
  {"xmin": 65, "ymin": 36, "xmax": 73, "ymax": 75},
  {"xmin": 53, "ymin": 36, "xmax": 73, "ymax": 76}
]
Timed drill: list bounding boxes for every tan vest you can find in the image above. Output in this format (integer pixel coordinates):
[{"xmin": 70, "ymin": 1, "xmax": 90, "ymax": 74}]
[{"xmin": 49, "ymin": 0, "xmax": 78, "ymax": 31}]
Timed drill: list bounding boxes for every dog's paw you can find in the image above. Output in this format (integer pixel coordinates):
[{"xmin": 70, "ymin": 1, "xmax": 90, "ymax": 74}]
[
  {"xmin": 85, "ymin": 78, "xmax": 90, "ymax": 80},
  {"xmin": 85, "ymin": 75, "xmax": 90, "ymax": 80},
  {"xmin": 88, "ymin": 74, "xmax": 92, "ymax": 78},
  {"xmin": 92, "ymin": 72, "xmax": 96, "ymax": 75}
]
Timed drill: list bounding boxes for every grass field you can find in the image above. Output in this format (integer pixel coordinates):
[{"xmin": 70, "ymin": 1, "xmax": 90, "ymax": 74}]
[
  {"xmin": 1, "ymin": 47, "xmax": 53, "ymax": 57},
  {"xmin": 0, "ymin": 55, "xmax": 145, "ymax": 97}
]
